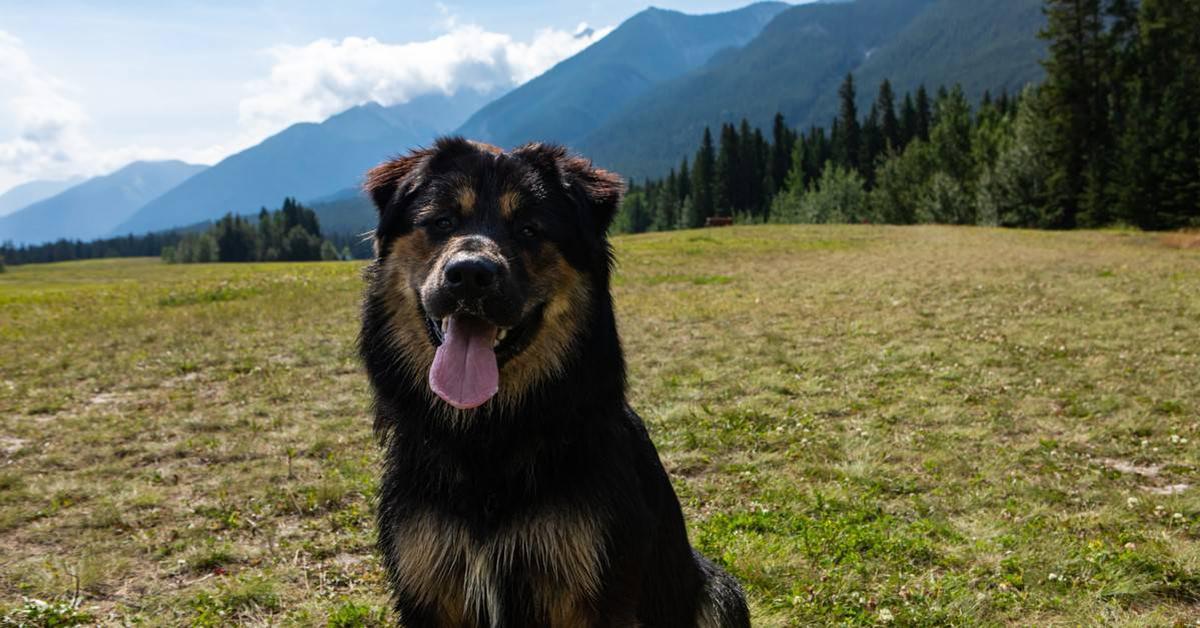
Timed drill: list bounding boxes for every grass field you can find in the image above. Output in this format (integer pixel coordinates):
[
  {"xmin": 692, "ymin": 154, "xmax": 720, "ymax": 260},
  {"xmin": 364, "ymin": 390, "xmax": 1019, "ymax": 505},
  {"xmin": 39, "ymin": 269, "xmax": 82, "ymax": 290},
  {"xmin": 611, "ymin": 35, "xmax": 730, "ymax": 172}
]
[{"xmin": 1, "ymin": 225, "xmax": 1198, "ymax": 626}]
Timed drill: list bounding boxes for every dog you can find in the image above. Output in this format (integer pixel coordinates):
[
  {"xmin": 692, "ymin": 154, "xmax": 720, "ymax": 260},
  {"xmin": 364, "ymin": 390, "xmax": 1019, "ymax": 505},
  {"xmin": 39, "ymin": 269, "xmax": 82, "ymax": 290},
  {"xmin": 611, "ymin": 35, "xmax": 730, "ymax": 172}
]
[{"xmin": 359, "ymin": 137, "xmax": 751, "ymax": 627}]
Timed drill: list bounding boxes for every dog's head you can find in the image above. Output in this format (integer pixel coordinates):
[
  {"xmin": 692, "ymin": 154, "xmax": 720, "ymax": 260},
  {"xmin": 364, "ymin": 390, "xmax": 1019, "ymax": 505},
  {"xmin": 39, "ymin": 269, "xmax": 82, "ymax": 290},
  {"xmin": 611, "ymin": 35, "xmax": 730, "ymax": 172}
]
[{"xmin": 364, "ymin": 137, "xmax": 623, "ymax": 411}]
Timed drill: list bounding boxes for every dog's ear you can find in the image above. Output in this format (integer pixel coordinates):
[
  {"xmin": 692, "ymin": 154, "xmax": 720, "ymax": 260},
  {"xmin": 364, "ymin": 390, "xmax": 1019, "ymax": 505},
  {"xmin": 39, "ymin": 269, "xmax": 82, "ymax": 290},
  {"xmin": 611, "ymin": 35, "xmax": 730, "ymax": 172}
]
[
  {"xmin": 364, "ymin": 148, "xmax": 435, "ymax": 214},
  {"xmin": 513, "ymin": 143, "xmax": 625, "ymax": 235},
  {"xmin": 364, "ymin": 137, "xmax": 484, "ymax": 214}
]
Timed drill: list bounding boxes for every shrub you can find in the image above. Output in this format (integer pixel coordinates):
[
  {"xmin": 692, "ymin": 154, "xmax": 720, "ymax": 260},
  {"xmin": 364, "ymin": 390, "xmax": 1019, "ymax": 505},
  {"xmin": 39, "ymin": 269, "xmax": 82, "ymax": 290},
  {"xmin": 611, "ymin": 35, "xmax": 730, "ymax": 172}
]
[{"xmin": 772, "ymin": 162, "xmax": 870, "ymax": 224}]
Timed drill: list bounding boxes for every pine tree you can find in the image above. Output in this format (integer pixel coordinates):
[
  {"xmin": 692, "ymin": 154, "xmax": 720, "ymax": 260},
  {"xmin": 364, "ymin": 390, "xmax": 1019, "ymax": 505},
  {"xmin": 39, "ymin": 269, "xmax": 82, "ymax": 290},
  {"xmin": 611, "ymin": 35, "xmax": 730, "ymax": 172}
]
[
  {"xmin": 900, "ymin": 93, "xmax": 918, "ymax": 147},
  {"xmin": 653, "ymin": 177, "xmax": 680, "ymax": 231},
  {"xmin": 928, "ymin": 85, "xmax": 976, "ymax": 223},
  {"xmin": 677, "ymin": 157, "xmax": 691, "ymax": 205},
  {"xmin": 714, "ymin": 123, "xmax": 740, "ymax": 216},
  {"xmin": 737, "ymin": 119, "xmax": 755, "ymax": 214},
  {"xmin": 835, "ymin": 74, "xmax": 861, "ymax": 172},
  {"xmin": 769, "ymin": 113, "xmax": 793, "ymax": 196},
  {"xmin": 877, "ymin": 79, "xmax": 900, "ymax": 151},
  {"xmin": 691, "ymin": 127, "xmax": 717, "ymax": 222},
  {"xmin": 1115, "ymin": 0, "xmax": 1200, "ymax": 228},
  {"xmin": 804, "ymin": 126, "xmax": 830, "ymax": 186},
  {"xmin": 749, "ymin": 125, "xmax": 769, "ymax": 218},
  {"xmin": 915, "ymin": 85, "xmax": 933, "ymax": 141},
  {"xmin": 860, "ymin": 104, "xmax": 883, "ymax": 186},
  {"xmin": 1040, "ymin": 0, "xmax": 1111, "ymax": 228}
]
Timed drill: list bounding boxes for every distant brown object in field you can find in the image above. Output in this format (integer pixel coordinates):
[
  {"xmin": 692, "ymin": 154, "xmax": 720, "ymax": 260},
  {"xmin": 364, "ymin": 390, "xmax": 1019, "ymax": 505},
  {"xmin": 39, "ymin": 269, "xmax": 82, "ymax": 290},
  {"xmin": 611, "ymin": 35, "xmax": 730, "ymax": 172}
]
[
  {"xmin": 1160, "ymin": 230, "xmax": 1200, "ymax": 249},
  {"xmin": 705, "ymin": 216, "xmax": 734, "ymax": 227}
]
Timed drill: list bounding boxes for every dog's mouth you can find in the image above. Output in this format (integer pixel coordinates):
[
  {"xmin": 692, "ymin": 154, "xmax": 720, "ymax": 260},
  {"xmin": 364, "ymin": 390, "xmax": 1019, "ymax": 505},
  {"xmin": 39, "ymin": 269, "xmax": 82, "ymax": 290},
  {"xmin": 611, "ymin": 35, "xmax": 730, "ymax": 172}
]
[{"xmin": 421, "ymin": 305, "xmax": 544, "ymax": 410}]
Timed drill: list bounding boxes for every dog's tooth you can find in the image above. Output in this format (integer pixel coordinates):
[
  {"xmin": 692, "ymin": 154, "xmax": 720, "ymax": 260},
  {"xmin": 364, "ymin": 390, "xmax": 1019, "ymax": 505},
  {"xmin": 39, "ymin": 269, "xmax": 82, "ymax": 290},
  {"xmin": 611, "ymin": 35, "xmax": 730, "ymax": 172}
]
[{"xmin": 498, "ymin": 329, "xmax": 508, "ymax": 341}]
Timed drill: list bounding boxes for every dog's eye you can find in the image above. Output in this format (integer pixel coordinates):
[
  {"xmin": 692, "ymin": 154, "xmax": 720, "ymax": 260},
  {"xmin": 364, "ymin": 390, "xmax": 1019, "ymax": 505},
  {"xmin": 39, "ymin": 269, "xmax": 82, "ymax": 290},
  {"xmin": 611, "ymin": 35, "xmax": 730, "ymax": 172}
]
[
  {"xmin": 519, "ymin": 224, "xmax": 539, "ymax": 239},
  {"xmin": 433, "ymin": 216, "xmax": 456, "ymax": 232}
]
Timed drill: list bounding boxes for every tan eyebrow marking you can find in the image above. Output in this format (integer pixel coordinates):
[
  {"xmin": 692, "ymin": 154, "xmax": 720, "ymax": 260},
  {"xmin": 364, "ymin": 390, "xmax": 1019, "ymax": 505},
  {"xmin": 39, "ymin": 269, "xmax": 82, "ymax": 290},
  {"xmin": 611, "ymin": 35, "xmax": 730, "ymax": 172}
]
[
  {"xmin": 456, "ymin": 184, "xmax": 477, "ymax": 216},
  {"xmin": 499, "ymin": 189, "xmax": 521, "ymax": 219}
]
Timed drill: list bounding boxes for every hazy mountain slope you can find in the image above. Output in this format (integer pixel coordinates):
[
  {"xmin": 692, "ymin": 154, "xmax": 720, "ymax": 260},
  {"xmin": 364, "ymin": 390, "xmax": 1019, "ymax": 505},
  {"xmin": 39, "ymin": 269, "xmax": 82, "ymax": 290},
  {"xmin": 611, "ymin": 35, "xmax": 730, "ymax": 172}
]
[
  {"xmin": 309, "ymin": 187, "xmax": 374, "ymax": 237},
  {"xmin": 113, "ymin": 89, "xmax": 497, "ymax": 236},
  {"xmin": 0, "ymin": 178, "xmax": 84, "ymax": 218},
  {"xmin": 581, "ymin": 0, "xmax": 1045, "ymax": 179},
  {"xmin": 0, "ymin": 161, "xmax": 206, "ymax": 244},
  {"xmin": 813, "ymin": 0, "xmax": 1047, "ymax": 123},
  {"xmin": 454, "ymin": 2, "xmax": 788, "ymax": 149}
]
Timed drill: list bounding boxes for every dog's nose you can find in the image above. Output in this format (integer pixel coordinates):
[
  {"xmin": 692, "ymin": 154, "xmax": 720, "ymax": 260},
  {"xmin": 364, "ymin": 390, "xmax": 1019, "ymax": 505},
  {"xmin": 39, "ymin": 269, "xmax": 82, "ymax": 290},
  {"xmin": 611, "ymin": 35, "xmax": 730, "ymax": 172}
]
[{"xmin": 444, "ymin": 257, "xmax": 500, "ymax": 299}]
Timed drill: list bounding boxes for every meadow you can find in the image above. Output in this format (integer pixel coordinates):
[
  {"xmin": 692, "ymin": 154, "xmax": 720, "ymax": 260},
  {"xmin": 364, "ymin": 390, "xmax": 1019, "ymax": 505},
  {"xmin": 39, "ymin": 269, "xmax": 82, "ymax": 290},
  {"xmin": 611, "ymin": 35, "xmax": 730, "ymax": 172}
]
[{"xmin": 1, "ymin": 225, "xmax": 1198, "ymax": 626}]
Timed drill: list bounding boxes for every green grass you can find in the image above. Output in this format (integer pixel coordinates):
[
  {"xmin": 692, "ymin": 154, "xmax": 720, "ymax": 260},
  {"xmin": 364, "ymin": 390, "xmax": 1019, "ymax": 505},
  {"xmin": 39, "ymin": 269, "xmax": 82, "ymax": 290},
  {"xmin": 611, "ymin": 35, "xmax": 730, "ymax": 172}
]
[{"xmin": 1, "ymin": 225, "xmax": 1198, "ymax": 625}]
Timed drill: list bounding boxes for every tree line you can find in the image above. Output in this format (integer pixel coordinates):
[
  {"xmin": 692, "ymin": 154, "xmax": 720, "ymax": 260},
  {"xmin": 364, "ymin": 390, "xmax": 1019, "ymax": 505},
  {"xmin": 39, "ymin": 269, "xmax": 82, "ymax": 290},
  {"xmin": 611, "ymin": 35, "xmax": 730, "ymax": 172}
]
[
  {"xmin": 163, "ymin": 198, "xmax": 347, "ymax": 263},
  {"xmin": 615, "ymin": 0, "xmax": 1198, "ymax": 232},
  {"xmin": 1, "ymin": 198, "xmax": 373, "ymax": 267},
  {"xmin": 0, "ymin": 231, "xmax": 185, "ymax": 266}
]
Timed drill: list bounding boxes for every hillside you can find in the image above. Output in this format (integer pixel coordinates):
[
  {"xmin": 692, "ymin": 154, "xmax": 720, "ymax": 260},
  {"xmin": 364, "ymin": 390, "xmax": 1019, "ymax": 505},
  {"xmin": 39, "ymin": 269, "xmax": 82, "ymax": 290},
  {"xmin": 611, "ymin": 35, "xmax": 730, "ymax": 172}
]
[
  {"xmin": 0, "ymin": 178, "xmax": 83, "ymax": 218},
  {"xmin": 454, "ymin": 2, "xmax": 788, "ymax": 149},
  {"xmin": 113, "ymin": 89, "xmax": 498, "ymax": 236},
  {"xmin": 0, "ymin": 161, "xmax": 206, "ymax": 245},
  {"xmin": 581, "ymin": 0, "xmax": 1046, "ymax": 179},
  {"xmin": 309, "ymin": 188, "xmax": 374, "ymax": 237}
]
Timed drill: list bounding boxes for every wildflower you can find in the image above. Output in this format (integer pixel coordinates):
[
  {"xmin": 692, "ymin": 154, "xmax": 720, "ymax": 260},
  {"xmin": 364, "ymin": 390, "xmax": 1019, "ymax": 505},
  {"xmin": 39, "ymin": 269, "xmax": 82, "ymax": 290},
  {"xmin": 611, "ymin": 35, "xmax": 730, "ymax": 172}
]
[{"xmin": 1127, "ymin": 497, "xmax": 1140, "ymax": 508}]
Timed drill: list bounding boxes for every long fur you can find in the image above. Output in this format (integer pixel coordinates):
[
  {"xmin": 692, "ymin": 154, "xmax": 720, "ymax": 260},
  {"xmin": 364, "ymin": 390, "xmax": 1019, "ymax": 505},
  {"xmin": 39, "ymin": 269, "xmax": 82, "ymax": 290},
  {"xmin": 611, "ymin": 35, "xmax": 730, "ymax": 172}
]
[{"xmin": 359, "ymin": 137, "xmax": 750, "ymax": 627}]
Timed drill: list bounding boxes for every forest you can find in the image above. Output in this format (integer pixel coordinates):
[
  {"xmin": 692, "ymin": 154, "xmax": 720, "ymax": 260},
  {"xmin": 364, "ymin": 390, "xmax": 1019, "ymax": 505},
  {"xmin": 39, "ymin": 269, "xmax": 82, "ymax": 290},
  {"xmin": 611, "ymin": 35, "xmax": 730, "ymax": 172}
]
[
  {"xmin": 162, "ymin": 198, "xmax": 345, "ymax": 264},
  {"xmin": 0, "ymin": 199, "xmax": 372, "ymax": 266},
  {"xmin": 615, "ymin": 0, "xmax": 1199, "ymax": 233}
]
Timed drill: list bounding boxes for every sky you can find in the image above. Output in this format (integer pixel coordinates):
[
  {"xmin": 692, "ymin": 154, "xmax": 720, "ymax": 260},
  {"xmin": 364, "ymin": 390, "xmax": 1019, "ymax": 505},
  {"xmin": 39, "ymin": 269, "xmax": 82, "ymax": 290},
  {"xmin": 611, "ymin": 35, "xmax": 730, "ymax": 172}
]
[{"xmin": 0, "ymin": 0, "xmax": 784, "ymax": 193}]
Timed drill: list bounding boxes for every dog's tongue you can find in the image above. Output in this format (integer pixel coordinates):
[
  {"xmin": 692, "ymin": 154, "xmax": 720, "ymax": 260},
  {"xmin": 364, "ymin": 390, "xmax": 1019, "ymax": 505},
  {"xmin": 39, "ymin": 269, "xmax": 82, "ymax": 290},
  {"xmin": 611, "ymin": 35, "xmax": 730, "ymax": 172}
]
[{"xmin": 429, "ymin": 315, "xmax": 499, "ymax": 410}]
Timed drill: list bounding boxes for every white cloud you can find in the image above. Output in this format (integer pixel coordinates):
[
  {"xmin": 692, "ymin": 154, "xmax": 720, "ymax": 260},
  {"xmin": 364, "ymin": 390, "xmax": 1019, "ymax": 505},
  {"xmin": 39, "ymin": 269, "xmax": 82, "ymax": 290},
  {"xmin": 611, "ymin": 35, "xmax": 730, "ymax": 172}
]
[
  {"xmin": 238, "ymin": 21, "xmax": 611, "ymax": 139},
  {"xmin": 0, "ymin": 30, "xmax": 228, "ymax": 192},
  {"xmin": 0, "ymin": 30, "xmax": 92, "ymax": 189},
  {"xmin": 0, "ymin": 18, "xmax": 611, "ymax": 193}
]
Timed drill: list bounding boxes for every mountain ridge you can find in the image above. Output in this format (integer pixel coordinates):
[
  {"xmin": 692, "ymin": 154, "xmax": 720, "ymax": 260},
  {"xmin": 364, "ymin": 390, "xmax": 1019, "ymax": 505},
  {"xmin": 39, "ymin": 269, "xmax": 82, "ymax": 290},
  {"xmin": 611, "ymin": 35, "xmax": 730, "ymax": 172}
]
[
  {"xmin": 112, "ymin": 88, "xmax": 500, "ymax": 236},
  {"xmin": 0, "ymin": 161, "xmax": 206, "ymax": 245},
  {"xmin": 454, "ymin": 2, "xmax": 789, "ymax": 148},
  {"xmin": 579, "ymin": 0, "xmax": 1046, "ymax": 179}
]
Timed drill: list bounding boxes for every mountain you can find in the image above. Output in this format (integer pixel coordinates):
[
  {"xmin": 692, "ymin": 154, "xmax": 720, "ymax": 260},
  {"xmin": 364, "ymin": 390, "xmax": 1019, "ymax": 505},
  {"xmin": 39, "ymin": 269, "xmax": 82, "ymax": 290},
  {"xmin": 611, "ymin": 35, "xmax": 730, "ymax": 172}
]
[
  {"xmin": 454, "ymin": 2, "xmax": 789, "ymax": 149},
  {"xmin": 809, "ymin": 0, "xmax": 1048, "ymax": 123},
  {"xmin": 310, "ymin": 187, "xmax": 374, "ymax": 236},
  {"xmin": 0, "ymin": 178, "xmax": 83, "ymax": 218},
  {"xmin": 113, "ymin": 88, "xmax": 498, "ymax": 236},
  {"xmin": 0, "ymin": 161, "xmax": 206, "ymax": 245},
  {"xmin": 580, "ymin": 0, "xmax": 1047, "ymax": 179}
]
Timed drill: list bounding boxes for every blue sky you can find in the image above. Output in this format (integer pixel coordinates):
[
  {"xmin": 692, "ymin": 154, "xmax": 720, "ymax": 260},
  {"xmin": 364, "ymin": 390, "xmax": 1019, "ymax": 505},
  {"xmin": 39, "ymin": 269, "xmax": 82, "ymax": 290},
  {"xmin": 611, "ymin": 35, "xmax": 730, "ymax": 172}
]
[{"xmin": 0, "ymin": 0, "xmax": 789, "ymax": 192}]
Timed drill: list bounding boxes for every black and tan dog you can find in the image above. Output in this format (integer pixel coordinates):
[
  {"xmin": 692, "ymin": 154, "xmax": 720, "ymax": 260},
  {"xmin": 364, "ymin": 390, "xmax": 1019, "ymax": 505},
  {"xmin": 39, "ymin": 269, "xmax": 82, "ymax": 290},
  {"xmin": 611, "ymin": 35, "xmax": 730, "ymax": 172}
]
[{"xmin": 359, "ymin": 137, "xmax": 750, "ymax": 627}]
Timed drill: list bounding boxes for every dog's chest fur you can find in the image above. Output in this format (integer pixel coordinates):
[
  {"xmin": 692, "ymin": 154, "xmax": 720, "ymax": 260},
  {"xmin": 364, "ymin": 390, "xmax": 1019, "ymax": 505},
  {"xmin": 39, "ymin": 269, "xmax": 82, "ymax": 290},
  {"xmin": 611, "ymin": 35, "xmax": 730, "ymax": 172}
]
[{"xmin": 388, "ymin": 506, "xmax": 608, "ymax": 626}]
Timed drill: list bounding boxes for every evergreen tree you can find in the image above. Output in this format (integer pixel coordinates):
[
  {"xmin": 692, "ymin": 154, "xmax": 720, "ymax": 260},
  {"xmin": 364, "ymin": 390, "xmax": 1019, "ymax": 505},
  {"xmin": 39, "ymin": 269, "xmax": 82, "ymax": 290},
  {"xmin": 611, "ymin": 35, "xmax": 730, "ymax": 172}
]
[
  {"xmin": 652, "ymin": 178, "xmax": 680, "ymax": 231},
  {"xmin": 915, "ymin": 85, "xmax": 933, "ymax": 141},
  {"xmin": 860, "ymin": 104, "xmax": 884, "ymax": 186},
  {"xmin": 877, "ymin": 79, "xmax": 900, "ymax": 151},
  {"xmin": 1040, "ymin": 0, "xmax": 1111, "ymax": 228},
  {"xmin": 677, "ymin": 157, "xmax": 691, "ymax": 205},
  {"xmin": 714, "ymin": 123, "xmax": 740, "ymax": 216},
  {"xmin": 900, "ymin": 93, "xmax": 918, "ymax": 147},
  {"xmin": 1115, "ymin": 0, "xmax": 1200, "ymax": 228},
  {"xmin": 803, "ymin": 126, "xmax": 830, "ymax": 186},
  {"xmin": 769, "ymin": 113, "xmax": 794, "ymax": 195},
  {"xmin": 749, "ymin": 124, "xmax": 769, "ymax": 217},
  {"xmin": 691, "ymin": 127, "xmax": 717, "ymax": 222},
  {"xmin": 835, "ymin": 74, "xmax": 861, "ymax": 171},
  {"xmin": 615, "ymin": 189, "xmax": 653, "ymax": 233}
]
